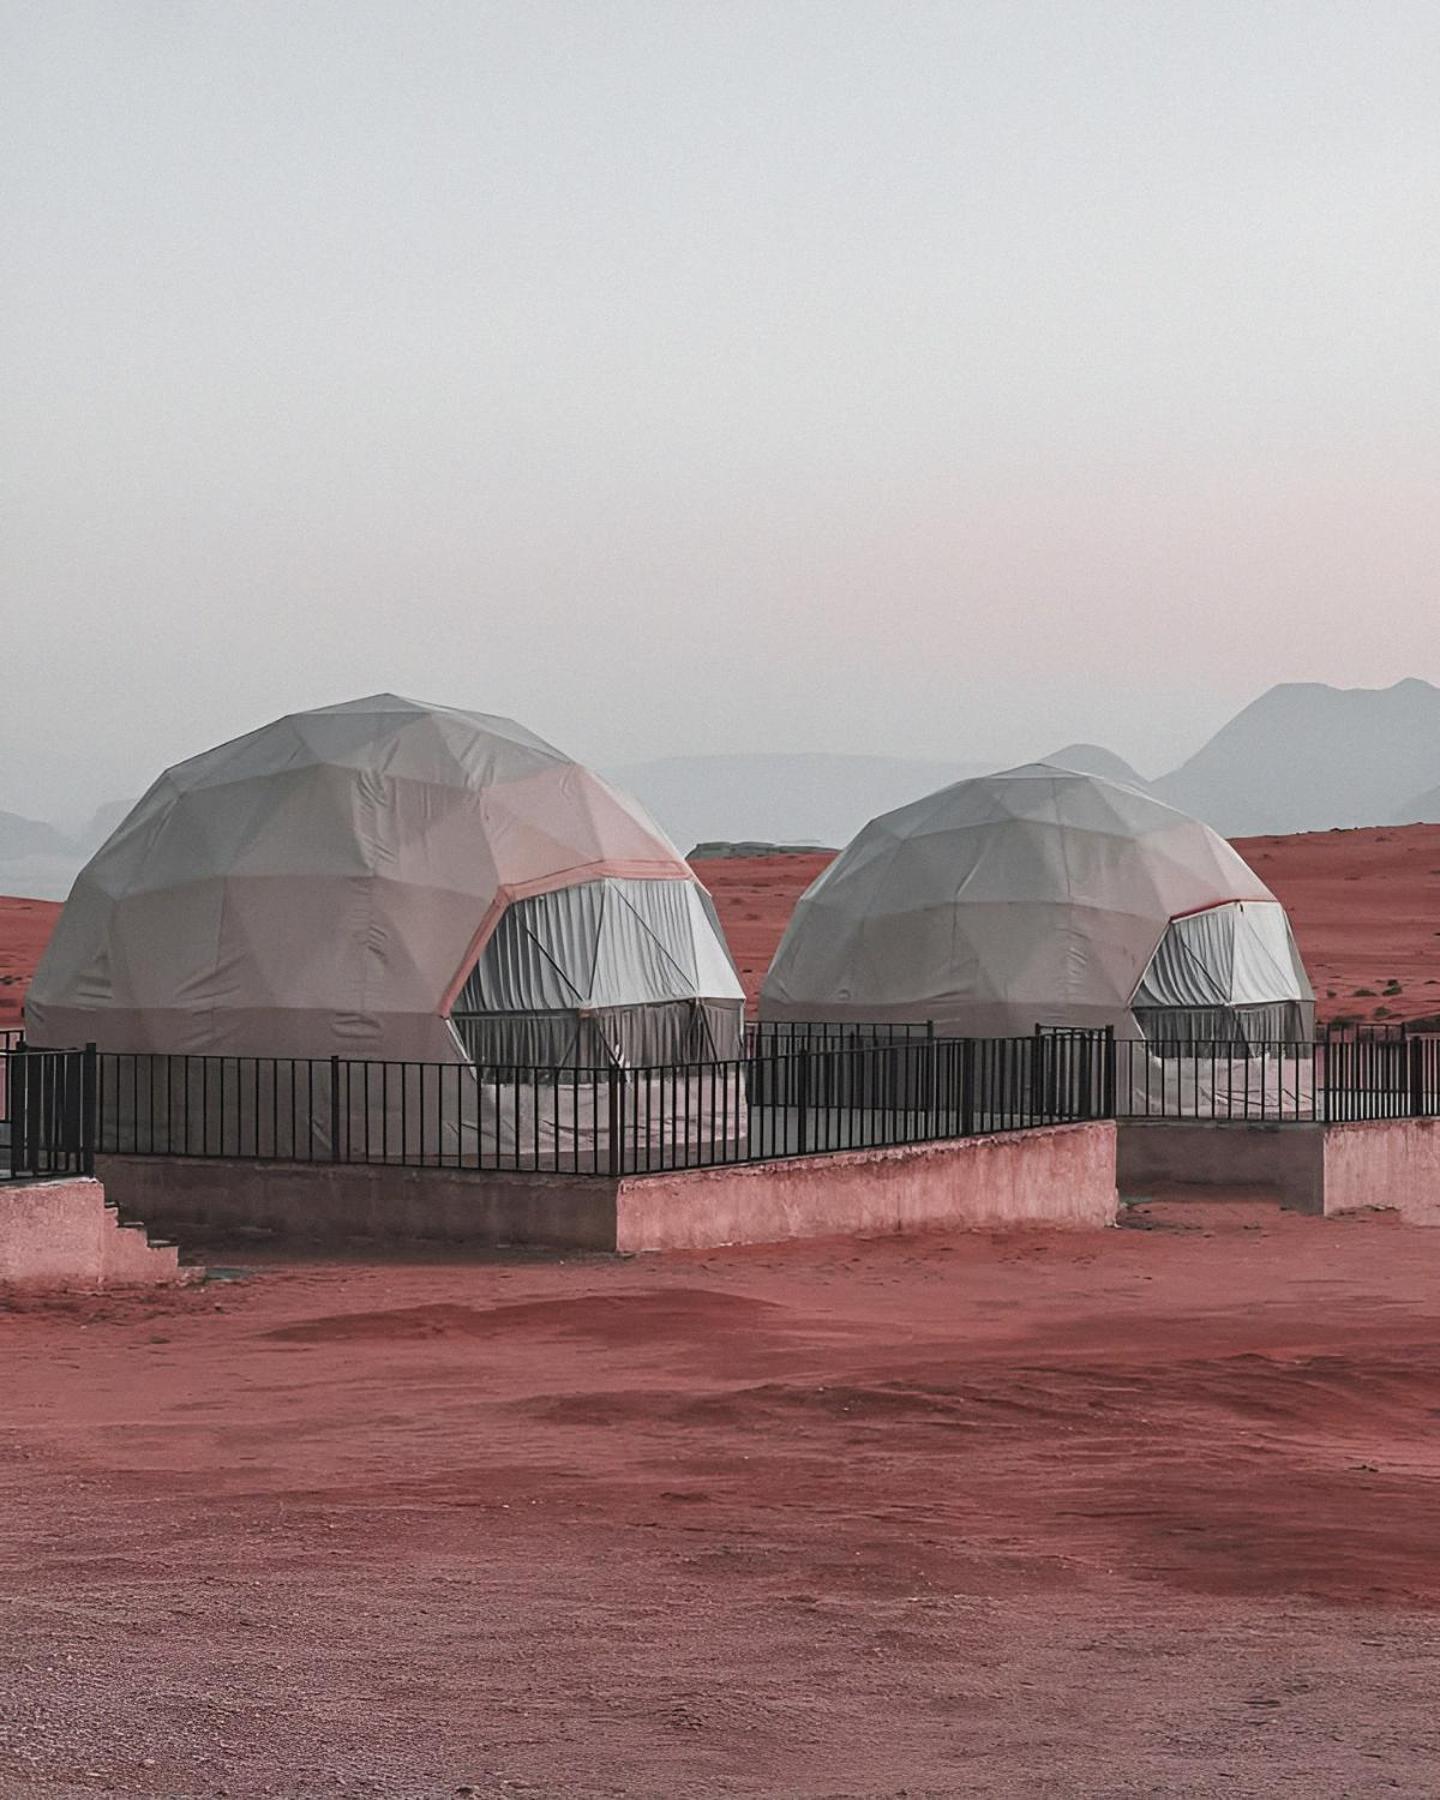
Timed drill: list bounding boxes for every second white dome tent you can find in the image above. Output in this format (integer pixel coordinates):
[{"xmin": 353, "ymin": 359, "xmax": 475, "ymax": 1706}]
[{"xmin": 759, "ymin": 763, "xmax": 1314, "ymax": 1046}]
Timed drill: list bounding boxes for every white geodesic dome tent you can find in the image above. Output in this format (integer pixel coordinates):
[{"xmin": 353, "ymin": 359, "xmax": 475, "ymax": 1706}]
[
  {"xmin": 27, "ymin": 694, "xmax": 744, "ymax": 1068},
  {"xmin": 760, "ymin": 763, "xmax": 1313, "ymax": 1045}
]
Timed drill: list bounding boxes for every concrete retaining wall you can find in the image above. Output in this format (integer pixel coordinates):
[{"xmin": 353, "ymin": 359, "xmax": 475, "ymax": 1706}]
[
  {"xmin": 614, "ymin": 1122, "xmax": 1118, "ymax": 1251},
  {"xmin": 1322, "ymin": 1119, "xmax": 1440, "ymax": 1223},
  {"xmin": 1117, "ymin": 1117, "xmax": 1440, "ymax": 1223},
  {"xmin": 98, "ymin": 1122, "xmax": 1118, "ymax": 1253},
  {"xmin": 98, "ymin": 1157, "xmax": 619, "ymax": 1251},
  {"xmin": 0, "ymin": 1177, "xmax": 190, "ymax": 1292},
  {"xmin": 1116, "ymin": 1121, "xmax": 1326, "ymax": 1212}
]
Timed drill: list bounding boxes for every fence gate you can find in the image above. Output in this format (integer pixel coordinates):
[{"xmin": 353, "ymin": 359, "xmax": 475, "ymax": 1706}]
[
  {"xmin": 1033, "ymin": 1025, "xmax": 1115, "ymax": 1123},
  {"xmin": 1, "ymin": 1043, "xmax": 96, "ymax": 1182}
]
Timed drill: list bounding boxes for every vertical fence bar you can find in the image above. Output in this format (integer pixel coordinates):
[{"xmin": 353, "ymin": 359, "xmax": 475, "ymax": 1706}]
[
  {"xmin": 607, "ymin": 1065, "xmax": 622, "ymax": 1179},
  {"xmin": 11, "ymin": 1045, "xmax": 30, "ymax": 1174},
  {"xmin": 81, "ymin": 1042, "xmax": 97, "ymax": 1176},
  {"xmin": 795, "ymin": 1044, "xmax": 809, "ymax": 1158}
]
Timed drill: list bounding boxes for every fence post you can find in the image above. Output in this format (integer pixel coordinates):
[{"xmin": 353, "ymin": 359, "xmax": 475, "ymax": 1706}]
[
  {"xmin": 8, "ymin": 1044, "xmax": 27, "ymax": 1175},
  {"xmin": 960, "ymin": 1038, "xmax": 975, "ymax": 1138},
  {"xmin": 329, "ymin": 1054, "xmax": 341, "ymax": 1162},
  {"xmin": 1409, "ymin": 1034, "xmax": 1425, "ymax": 1120},
  {"xmin": 81, "ymin": 1042, "xmax": 97, "ymax": 1176},
  {"xmin": 1032, "ymin": 1024, "xmax": 1042, "ymax": 1123},
  {"xmin": 1101, "ymin": 1027, "xmax": 1116, "ymax": 1121},
  {"xmin": 607, "ymin": 1065, "xmax": 623, "ymax": 1179},
  {"xmin": 795, "ymin": 1043, "xmax": 809, "ymax": 1157}
]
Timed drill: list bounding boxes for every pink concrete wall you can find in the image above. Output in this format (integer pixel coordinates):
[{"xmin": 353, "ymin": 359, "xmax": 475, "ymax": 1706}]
[
  {"xmin": 99, "ymin": 1125, "xmax": 1117, "ymax": 1254},
  {"xmin": 614, "ymin": 1123, "xmax": 1118, "ymax": 1252},
  {"xmin": 98, "ymin": 1157, "xmax": 619, "ymax": 1251},
  {"xmin": 0, "ymin": 1178, "xmax": 187, "ymax": 1292},
  {"xmin": 1322, "ymin": 1119, "xmax": 1440, "ymax": 1223}
]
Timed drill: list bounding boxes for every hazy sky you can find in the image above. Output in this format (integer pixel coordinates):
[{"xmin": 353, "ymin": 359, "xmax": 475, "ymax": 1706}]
[{"xmin": 5, "ymin": 0, "xmax": 1439, "ymax": 820}]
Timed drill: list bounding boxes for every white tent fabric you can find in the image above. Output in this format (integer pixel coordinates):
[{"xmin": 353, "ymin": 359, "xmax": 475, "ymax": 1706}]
[
  {"xmin": 461, "ymin": 878, "xmax": 740, "ymax": 1013},
  {"xmin": 453, "ymin": 876, "xmax": 745, "ymax": 1066},
  {"xmin": 760, "ymin": 763, "xmax": 1313, "ymax": 1041},
  {"xmin": 1130, "ymin": 900, "xmax": 1312, "ymax": 1047},
  {"xmin": 1133, "ymin": 901, "xmax": 1306, "ymax": 1010},
  {"xmin": 27, "ymin": 694, "xmax": 744, "ymax": 1064}
]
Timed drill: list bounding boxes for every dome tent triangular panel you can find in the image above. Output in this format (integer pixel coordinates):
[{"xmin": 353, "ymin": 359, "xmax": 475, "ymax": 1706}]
[
  {"xmin": 759, "ymin": 763, "xmax": 1313, "ymax": 1042},
  {"xmin": 27, "ymin": 694, "xmax": 744, "ymax": 1066}
]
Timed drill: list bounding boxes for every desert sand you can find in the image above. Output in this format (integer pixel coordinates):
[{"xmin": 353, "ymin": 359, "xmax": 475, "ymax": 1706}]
[
  {"xmin": 0, "ymin": 894, "xmax": 59, "ymax": 1030},
  {"xmin": 3, "ymin": 1198, "xmax": 1440, "ymax": 1795}
]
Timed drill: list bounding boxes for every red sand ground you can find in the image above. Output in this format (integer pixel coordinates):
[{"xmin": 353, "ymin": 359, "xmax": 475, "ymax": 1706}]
[
  {"xmin": 703, "ymin": 825, "xmax": 1440, "ymax": 1023},
  {"xmin": 4, "ymin": 842, "xmax": 1440, "ymax": 1793},
  {"xmin": 1236, "ymin": 825, "xmax": 1440, "ymax": 1027},
  {"xmin": 0, "ymin": 895, "xmax": 60, "ymax": 1030},
  {"xmin": 4, "ymin": 1198, "xmax": 1440, "ymax": 1795}
]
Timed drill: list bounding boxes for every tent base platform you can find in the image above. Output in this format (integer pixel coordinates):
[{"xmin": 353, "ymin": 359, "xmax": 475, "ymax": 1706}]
[
  {"xmin": 96, "ymin": 1122, "xmax": 1119, "ymax": 1254},
  {"xmin": 1118, "ymin": 1118, "xmax": 1440, "ymax": 1222}
]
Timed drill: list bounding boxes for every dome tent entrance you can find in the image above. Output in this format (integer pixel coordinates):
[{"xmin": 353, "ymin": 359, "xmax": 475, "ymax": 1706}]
[
  {"xmin": 26, "ymin": 695, "xmax": 746, "ymax": 1164},
  {"xmin": 1132, "ymin": 899, "xmax": 1311, "ymax": 1047},
  {"xmin": 451, "ymin": 875, "xmax": 744, "ymax": 1068},
  {"xmin": 759, "ymin": 763, "xmax": 1314, "ymax": 1046}
]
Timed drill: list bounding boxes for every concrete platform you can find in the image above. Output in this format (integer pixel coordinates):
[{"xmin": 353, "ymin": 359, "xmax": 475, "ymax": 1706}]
[
  {"xmin": 1118, "ymin": 1121, "xmax": 1326, "ymax": 1212},
  {"xmin": 97, "ymin": 1121, "xmax": 1119, "ymax": 1253},
  {"xmin": 1117, "ymin": 1117, "xmax": 1440, "ymax": 1221},
  {"xmin": 0, "ymin": 1177, "xmax": 193, "ymax": 1293},
  {"xmin": 1322, "ymin": 1118, "xmax": 1440, "ymax": 1223}
]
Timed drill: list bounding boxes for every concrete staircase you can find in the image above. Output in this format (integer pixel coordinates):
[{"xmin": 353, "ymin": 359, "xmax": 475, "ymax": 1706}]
[{"xmin": 0, "ymin": 1176, "xmax": 198, "ymax": 1292}]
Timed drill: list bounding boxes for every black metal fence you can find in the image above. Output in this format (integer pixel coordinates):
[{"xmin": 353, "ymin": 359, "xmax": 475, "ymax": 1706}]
[
  {"xmin": 8, "ymin": 1026, "xmax": 1437, "ymax": 1185},
  {"xmin": 77, "ymin": 1030, "xmax": 1113, "ymax": 1176},
  {"xmin": 1114, "ymin": 1032, "xmax": 1440, "ymax": 1124},
  {"xmin": 745, "ymin": 1020, "xmax": 936, "ymax": 1051},
  {"xmin": 0, "ymin": 1045, "xmax": 95, "ymax": 1181}
]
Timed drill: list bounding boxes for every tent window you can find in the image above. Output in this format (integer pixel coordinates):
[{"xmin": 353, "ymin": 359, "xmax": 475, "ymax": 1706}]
[
  {"xmin": 1131, "ymin": 901, "xmax": 1313, "ymax": 1047},
  {"xmin": 451, "ymin": 877, "xmax": 744, "ymax": 1069}
]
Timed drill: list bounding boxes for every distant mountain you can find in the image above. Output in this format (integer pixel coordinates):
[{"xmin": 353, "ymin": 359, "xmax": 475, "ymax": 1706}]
[
  {"xmin": 0, "ymin": 849, "xmax": 83, "ymax": 902},
  {"xmin": 1040, "ymin": 743, "xmax": 1154, "ymax": 792},
  {"xmin": 74, "ymin": 798, "xmax": 135, "ymax": 853},
  {"xmin": 0, "ymin": 809, "xmax": 72, "ymax": 861},
  {"xmin": 611, "ymin": 753, "xmax": 993, "ymax": 855},
  {"xmin": 0, "ymin": 797, "xmax": 135, "ymax": 901},
  {"xmin": 1152, "ymin": 679, "xmax": 1440, "ymax": 835},
  {"xmin": 0, "ymin": 810, "xmax": 77, "ymax": 900},
  {"xmin": 689, "ymin": 840, "xmax": 835, "ymax": 859},
  {"xmin": 5, "ymin": 681, "xmax": 1440, "ymax": 904}
]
